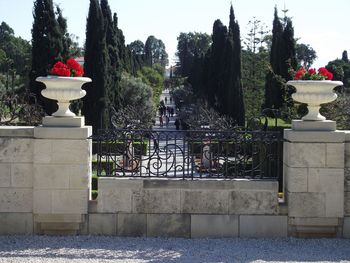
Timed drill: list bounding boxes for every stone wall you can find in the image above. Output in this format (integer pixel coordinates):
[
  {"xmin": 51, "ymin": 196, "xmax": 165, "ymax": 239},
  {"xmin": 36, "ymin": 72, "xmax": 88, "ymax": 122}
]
[
  {"xmin": 0, "ymin": 127, "xmax": 34, "ymax": 234},
  {"xmin": 0, "ymin": 126, "xmax": 92, "ymax": 235},
  {"xmin": 91, "ymin": 178, "xmax": 287, "ymax": 238}
]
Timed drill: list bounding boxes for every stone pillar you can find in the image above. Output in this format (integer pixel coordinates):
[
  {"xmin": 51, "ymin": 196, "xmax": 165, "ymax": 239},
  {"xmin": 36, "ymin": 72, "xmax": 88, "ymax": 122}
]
[
  {"xmin": 284, "ymin": 124, "xmax": 345, "ymax": 237},
  {"xmin": 32, "ymin": 118, "xmax": 92, "ymax": 235}
]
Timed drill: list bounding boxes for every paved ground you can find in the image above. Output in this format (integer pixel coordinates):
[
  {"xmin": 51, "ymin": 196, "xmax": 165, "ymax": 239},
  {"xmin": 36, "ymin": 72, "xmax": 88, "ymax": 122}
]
[{"xmin": 0, "ymin": 236, "xmax": 349, "ymax": 263}]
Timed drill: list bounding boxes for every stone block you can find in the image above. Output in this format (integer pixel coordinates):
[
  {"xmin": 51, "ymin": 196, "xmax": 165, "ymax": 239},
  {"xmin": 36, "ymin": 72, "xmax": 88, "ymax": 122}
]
[
  {"xmin": 345, "ymin": 143, "xmax": 350, "ymax": 168},
  {"xmin": 0, "ymin": 138, "xmax": 33, "ymax": 163},
  {"xmin": 289, "ymin": 217, "xmax": 340, "ymax": 226},
  {"xmin": 52, "ymin": 190, "xmax": 88, "ymax": 214},
  {"xmin": 133, "ymin": 189, "xmax": 181, "ymax": 213},
  {"xmin": 191, "ymin": 215, "xmax": 238, "ymax": 238},
  {"xmin": 285, "ymin": 167, "xmax": 307, "ymax": 192},
  {"xmin": 147, "ymin": 214, "xmax": 190, "ymax": 238},
  {"xmin": 99, "ymin": 177, "xmax": 143, "ymax": 190},
  {"xmin": 240, "ymin": 215, "xmax": 287, "ymax": 237},
  {"xmin": 308, "ymin": 168, "xmax": 344, "ymax": 193},
  {"xmin": 0, "ymin": 212, "xmax": 33, "ymax": 234},
  {"xmin": 284, "ymin": 129, "xmax": 345, "ymax": 143},
  {"xmin": 97, "ymin": 188, "xmax": 132, "ymax": 213},
  {"xmin": 288, "ymin": 192, "xmax": 325, "ymax": 217},
  {"xmin": 34, "ymin": 213, "xmax": 84, "ymax": 223},
  {"xmin": 33, "ymin": 190, "xmax": 52, "ymax": 213},
  {"xmin": 52, "ymin": 140, "xmax": 91, "ymax": 164},
  {"xmin": 326, "ymin": 143, "xmax": 344, "ymax": 168},
  {"xmin": 291, "ymin": 120, "xmax": 336, "ymax": 131},
  {"xmin": 0, "ymin": 188, "xmax": 32, "ymax": 212},
  {"xmin": 0, "ymin": 163, "xmax": 11, "ymax": 187},
  {"xmin": 117, "ymin": 213, "xmax": 147, "ymax": 237},
  {"xmin": 33, "ymin": 165, "xmax": 70, "ymax": 189},
  {"xmin": 287, "ymin": 143, "xmax": 326, "ymax": 168},
  {"xmin": 0, "ymin": 126, "xmax": 34, "ymax": 138},
  {"xmin": 43, "ymin": 116, "xmax": 85, "ymax": 127},
  {"xmin": 11, "ymin": 163, "xmax": 33, "ymax": 188},
  {"xmin": 181, "ymin": 190, "xmax": 228, "ymax": 214},
  {"xmin": 34, "ymin": 126, "xmax": 92, "ymax": 139},
  {"xmin": 89, "ymin": 213, "xmax": 117, "ymax": 235},
  {"xmin": 325, "ymin": 193, "xmax": 344, "ymax": 217},
  {"xmin": 34, "ymin": 140, "xmax": 52, "ymax": 164},
  {"xmin": 229, "ymin": 191, "xmax": 278, "ymax": 215},
  {"xmin": 69, "ymin": 165, "xmax": 89, "ymax": 189},
  {"xmin": 344, "ymin": 217, "xmax": 350, "ymax": 238}
]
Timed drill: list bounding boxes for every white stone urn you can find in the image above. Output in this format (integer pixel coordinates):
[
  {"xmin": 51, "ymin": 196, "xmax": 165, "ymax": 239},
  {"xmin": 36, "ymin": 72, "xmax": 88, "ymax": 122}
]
[
  {"xmin": 287, "ymin": 80, "xmax": 343, "ymax": 121},
  {"xmin": 36, "ymin": 76, "xmax": 92, "ymax": 117}
]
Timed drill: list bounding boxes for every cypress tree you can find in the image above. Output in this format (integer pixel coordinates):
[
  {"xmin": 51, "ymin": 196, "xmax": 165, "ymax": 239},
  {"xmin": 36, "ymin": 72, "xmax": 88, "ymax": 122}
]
[
  {"xmin": 223, "ymin": 5, "xmax": 245, "ymax": 125},
  {"xmin": 264, "ymin": 7, "xmax": 296, "ymax": 110},
  {"xmin": 30, "ymin": 0, "xmax": 64, "ymax": 114},
  {"xmin": 82, "ymin": 0, "xmax": 108, "ymax": 132},
  {"xmin": 56, "ymin": 5, "xmax": 70, "ymax": 59}
]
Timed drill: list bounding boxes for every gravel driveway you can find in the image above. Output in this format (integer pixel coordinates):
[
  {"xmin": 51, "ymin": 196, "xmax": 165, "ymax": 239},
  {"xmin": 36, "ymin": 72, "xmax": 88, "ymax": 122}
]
[{"xmin": 0, "ymin": 236, "xmax": 350, "ymax": 263}]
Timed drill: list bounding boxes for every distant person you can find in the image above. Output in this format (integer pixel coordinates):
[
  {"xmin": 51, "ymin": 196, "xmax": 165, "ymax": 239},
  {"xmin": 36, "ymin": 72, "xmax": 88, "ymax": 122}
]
[
  {"xmin": 175, "ymin": 118, "xmax": 180, "ymax": 130},
  {"xmin": 170, "ymin": 108, "xmax": 174, "ymax": 117},
  {"xmin": 165, "ymin": 97, "xmax": 168, "ymax": 104},
  {"xmin": 165, "ymin": 115, "xmax": 170, "ymax": 127},
  {"xmin": 153, "ymin": 138, "xmax": 159, "ymax": 152},
  {"xmin": 159, "ymin": 116, "xmax": 163, "ymax": 127}
]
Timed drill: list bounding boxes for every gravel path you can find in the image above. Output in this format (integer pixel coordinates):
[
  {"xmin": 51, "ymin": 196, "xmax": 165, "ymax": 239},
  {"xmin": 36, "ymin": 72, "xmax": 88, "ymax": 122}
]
[{"xmin": 0, "ymin": 236, "xmax": 350, "ymax": 263}]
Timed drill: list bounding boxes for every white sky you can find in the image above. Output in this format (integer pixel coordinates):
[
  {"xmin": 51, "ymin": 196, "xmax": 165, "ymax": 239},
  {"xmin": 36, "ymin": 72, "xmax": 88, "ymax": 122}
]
[{"xmin": 0, "ymin": 0, "xmax": 349, "ymax": 67}]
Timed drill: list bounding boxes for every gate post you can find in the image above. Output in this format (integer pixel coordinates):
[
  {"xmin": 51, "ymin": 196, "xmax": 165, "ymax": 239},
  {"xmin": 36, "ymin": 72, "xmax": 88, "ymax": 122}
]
[
  {"xmin": 32, "ymin": 117, "xmax": 92, "ymax": 234},
  {"xmin": 284, "ymin": 121, "xmax": 345, "ymax": 237}
]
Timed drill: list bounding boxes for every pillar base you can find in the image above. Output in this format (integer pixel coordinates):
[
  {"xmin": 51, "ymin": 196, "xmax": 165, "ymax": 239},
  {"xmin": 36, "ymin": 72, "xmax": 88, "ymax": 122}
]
[{"xmin": 292, "ymin": 120, "xmax": 336, "ymax": 131}]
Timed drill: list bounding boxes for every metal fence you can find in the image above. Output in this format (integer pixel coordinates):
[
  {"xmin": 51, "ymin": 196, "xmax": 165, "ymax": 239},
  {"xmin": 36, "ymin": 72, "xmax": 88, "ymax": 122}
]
[{"xmin": 92, "ymin": 128, "xmax": 283, "ymax": 180}]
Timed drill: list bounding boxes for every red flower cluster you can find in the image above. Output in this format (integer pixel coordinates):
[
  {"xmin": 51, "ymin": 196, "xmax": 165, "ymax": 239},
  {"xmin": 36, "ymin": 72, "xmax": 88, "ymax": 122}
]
[
  {"xmin": 293, "ymin": 67, "xmax": 333, "ymax": 80},
  {"xmin": 50, "ymin": 58, "xmax": 84, "ymax": 77}
]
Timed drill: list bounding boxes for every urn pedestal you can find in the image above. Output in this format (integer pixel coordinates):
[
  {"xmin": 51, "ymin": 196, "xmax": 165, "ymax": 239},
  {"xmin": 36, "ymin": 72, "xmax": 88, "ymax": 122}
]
[{"xmin": 36, "ymin": 76, "xmax": 92, "ymax": 127}]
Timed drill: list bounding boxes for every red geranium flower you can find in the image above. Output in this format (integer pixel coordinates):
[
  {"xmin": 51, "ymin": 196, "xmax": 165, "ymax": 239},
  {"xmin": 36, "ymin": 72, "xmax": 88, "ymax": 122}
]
[
  {"xmin": 50, "ymin": 58, "xmax": 84, "ymax": 77},
  {"xmin": 292, "ymin": 66, "xmax": 333, "ymax": 80}
]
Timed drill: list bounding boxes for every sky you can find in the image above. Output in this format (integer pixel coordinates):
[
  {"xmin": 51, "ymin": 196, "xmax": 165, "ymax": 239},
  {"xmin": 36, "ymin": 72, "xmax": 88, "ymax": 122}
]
[{"xmin": 0, "ymin": 0, "xmax": 349, "ymax": 67}]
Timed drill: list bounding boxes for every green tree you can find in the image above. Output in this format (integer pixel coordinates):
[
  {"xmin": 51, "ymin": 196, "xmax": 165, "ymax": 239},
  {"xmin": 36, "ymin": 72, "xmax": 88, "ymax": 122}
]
[
  {"xmin": 144, "ymin": 36, "xmax": 168, "ymax": 68},
  {"xmin": 264, "ymin": 7, "xmax": 297, "ymax": 111},
  {"xmin": 326, "ymin": 52, "xmax": 350, "ymax": 88},
  {"xmin": 30, "ymin": 0, "xmax": 64, "ymax": 114},
  {"xmin": 296, "ymin": 43, "xmax": 317, "ymax": 68},
  {"xmin": 82, "ymin": 0, "xmax": 108, "ymax": 132}
]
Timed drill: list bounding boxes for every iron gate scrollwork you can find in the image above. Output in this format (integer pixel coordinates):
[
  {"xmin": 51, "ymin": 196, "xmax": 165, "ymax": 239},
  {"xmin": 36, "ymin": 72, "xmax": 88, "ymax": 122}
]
[{"xmin": 92, "ymin": 127, "xmax": 283, "ymax": 180}]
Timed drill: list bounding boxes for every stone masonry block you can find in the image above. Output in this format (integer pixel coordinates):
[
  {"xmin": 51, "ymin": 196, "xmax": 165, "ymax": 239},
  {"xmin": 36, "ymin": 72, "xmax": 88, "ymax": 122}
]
[
  {"xmin": 0, "ymin": 213, "xmax": 33, "ymax": 234},
  {"xmin": 181, "ymin": 190, "xmax": 228, "ymax": 214},
  {"xmin": 147, "ymin": 214, "xmax": 190, "ymax": 238},
  {"xmin": 133, "ymin": 189, "xmax": 181, "ymax": 213},
  {"xmin": 191, "ymin": 215, "xmax": 238, "ymax": 238},
  {"xmin": 0, "ymin": 138, "xmax": 33, "ymax": 163},
  {"xmin": 240, "ymin": 215, "xmax": 287, "ymax": 237},
  {"xmin": 52, "ymin": 190, "xmax": 88, "ymax": 214},
  {"xmin": 288, "ymin": 192, "xmax": 326, "ymax": 217},
  {"xmin": 326, "ymin": 143, "xmax": 344, "ymax": 168},
  {"xmin": 52, "ymin": 140, "xmax": 91, "ymax": 164},
  {"xmin": 11, "ymin": 163, "xmax": 33, "ymax": 188},
  {"xmin": 117, "ymin": 213, "xmax": 147, "ymax": 237},
  {"xmin": 325, "ymin": 192, "xmax": 344, "ymax": 217},
  {"xmin": 229, "ymin": 191, "xmax": 278, "ymax": 215},
  {"xmin": 97, "ymin": 188, "xmax": 132, "ymax": 213},
  {"xmin": 33, "ymin": 190, "xmax": 52, "ymax": 214},
  {"xmin": 34, "ymin": 140, "xmax": 52, "ymax": 164},
  {"xmin": 89, "ymin": 213, "xmax": 117, "ymax": 235},
  {"xmin": 0, "ymin": 163, "xmax": 11, "ymax": 187},
  {"xmin": 308, "ymin": 168, "xmax": 344, "ymax": 193},
  {"xmin": 33, "ymin": 165, "xmax": 70, "ymax": 189},
  {"xmin": 287, "ymin": 143, "xmax": 326, "ymax": 168},
  {"xmin": 289, "ymin": 217, "xmax": 340, "ymax": 226},
  {"xmin": 0, "ymin": 188, "xmax": 32, "ymax": 212},
  {"xmin": 285, "ymin": 167, "xmax": 308, "ymax": 193}
]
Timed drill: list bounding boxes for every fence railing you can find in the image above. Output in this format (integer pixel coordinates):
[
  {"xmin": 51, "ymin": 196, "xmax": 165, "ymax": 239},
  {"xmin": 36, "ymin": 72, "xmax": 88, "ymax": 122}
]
[{"xmin": 92, "ymin": 128, "xmax": 283, "ymax": 180}]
